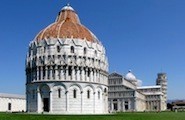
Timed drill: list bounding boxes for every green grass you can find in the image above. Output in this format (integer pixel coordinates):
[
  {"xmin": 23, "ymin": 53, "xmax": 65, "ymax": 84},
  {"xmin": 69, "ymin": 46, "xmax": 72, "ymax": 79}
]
[{"xmin": 0, "ymin": 112, "xmax": 185, "ymax": 120}]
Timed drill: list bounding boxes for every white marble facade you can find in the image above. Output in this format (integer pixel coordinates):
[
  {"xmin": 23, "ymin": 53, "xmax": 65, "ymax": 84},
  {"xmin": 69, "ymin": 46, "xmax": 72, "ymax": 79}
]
[
  {"xmin": 0, "ymin": 93, "xmax": 25, "ymax": 112},
  {"xmin": 108, "ymin": 72, "xmax": 167, "ymax": 112},
  {"xmin": 26, "ymin": 5, "xmax": 109, "ymax": 114}
]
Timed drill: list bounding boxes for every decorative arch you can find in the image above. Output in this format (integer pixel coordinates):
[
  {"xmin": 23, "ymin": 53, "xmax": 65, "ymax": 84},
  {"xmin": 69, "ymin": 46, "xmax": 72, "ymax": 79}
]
[
  {"xmin": 52, "ymin": 83, "xmax": 67, "ymax": 90},
  {"xmin": 84, "ymin": 84, "xmax": 95, "ymax": 92},
  {"xmin": 96, "ymin": 85, "xmax": 103, "ymax": 91},
  {"xmin": 69, "ymin": 83, "xmax": 83, "ymax": 91}
]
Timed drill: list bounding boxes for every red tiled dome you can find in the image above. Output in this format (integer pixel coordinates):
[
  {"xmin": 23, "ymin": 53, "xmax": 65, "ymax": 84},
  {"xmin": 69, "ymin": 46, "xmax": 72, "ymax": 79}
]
[{"xmin": 35, "ymin": 5, "xmax": 99, "ymax": 43}]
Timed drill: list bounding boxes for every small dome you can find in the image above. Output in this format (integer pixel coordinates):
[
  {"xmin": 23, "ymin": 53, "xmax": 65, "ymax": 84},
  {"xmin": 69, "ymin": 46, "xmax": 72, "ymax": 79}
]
[
  {"xmin": 35, "ymin": 4, "xmax": 99, "ymax": 43},
  {"xmin": 125, "ymin": 70, "xmax": 137, "ymax": 81}
]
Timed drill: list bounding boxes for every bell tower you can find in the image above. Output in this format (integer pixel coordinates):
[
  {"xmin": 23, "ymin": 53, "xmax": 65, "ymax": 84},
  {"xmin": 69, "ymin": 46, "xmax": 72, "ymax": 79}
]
[{"xmin": 156, "ymin": 73, "xmax": 167, "ymax": 110}]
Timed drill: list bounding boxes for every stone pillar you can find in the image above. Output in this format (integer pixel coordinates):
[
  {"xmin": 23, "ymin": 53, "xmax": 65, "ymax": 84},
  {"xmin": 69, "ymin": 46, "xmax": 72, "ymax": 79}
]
[
  {"xmin": 49, "ymin": 66, "xmax": 52, "ymax": 80},
  {"xmin": 58, "ymin": 66, "xmax": 61, "ymax": 80},
  {"xmin": 55, "ymin": 66, "xmax": 58, "ymax": 80},
  {"xmin": 40, "ymin": 66, "xmax": 43, "ymax": 80},
  {"xmin": 61, "ymin": 66, "xmax": 64, "ymax": 81},
  {"xmin": 79, "ymin": 67, "xmax": 82, "ymax": 81},
  {"xmin": 45, "ymin": 66, "xmax": 48, "ymax": 80},
  {"xmin": 97, "ymin": 71, "xmax": 100, "ymax": 83},
  {"xmin": 111, "ymin": 99, "xmax": 114, "ymax": 111},
  {"xmin": 37, "ymin": 67, "xmax": 39, "ymax": 81},
  {"xmin": 81, "ymin": 68, "xmax": 85, "ymax": 81},
  {"xmin": 100, "ymin": 72, "xmax": 102, "ymax": 83},
  {"xmin": 37, "ymin": 90, "xmax": 42, "ymax": 113},
  {"xmin": 66, "ymin": 91, "xmax": 68, "ymax": 112},
  {"xmin": 66, "ymin": 66, "xmax": 69, "ymax": 80},
  {"xmin": 92, "ymin": 70, "xmax": 94, "ymax": 82},
  {"xmin": 85, "ymin": 68, "xmax": 88, "ymax": 81},
  {"xmin": 90, "ymin": 68, "xmax": 93, "ymax": 82},
  {"xmin": 76, "ymin": 67, "xmax": 79, "ymax": 81},
  {"xmin": 93, "ymin": 92, "xmax": 96, "ymax": 113},
  {"xmin": 72, "ymin": 66, "xmax": 75, "ymax": 80},
  {"xmin": 134, "ymin": 98, "xmax": 136, "ymax": 111},
  {"xmin": 81, "ymin": 91, "xmax": 83, "ymax": 113},
  {"xmin": 117, "ymin": 99, "xmax": 120, "ymax": 111},
  {"xmin": 94, "ymin": 70, "xmax": 97, "ymax": 83},
  {"xmin": 49, "ymin": 90, "xmax": 53, "ymax": 113}
]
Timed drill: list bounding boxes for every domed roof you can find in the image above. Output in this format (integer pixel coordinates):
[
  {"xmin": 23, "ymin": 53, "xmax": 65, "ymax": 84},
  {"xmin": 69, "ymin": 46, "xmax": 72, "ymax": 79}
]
[
  {"xmin": 35, "ymin": 4, "xmax": 99, "ymax": 43},
  {"xmin": 125, "ymin": 70, "xmax": 137, "ymax": 81}
]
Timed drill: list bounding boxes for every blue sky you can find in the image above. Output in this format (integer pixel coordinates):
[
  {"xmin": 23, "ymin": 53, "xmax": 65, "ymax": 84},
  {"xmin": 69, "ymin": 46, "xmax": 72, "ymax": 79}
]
[{"xmin": 0, "ymin": 0, "xmax": 185, "ymax": 100}]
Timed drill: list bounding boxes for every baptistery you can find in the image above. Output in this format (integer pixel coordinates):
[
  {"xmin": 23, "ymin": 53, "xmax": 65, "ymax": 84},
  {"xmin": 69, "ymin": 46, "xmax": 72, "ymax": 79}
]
[{"xmin": 25, "ymin": 4, "xmax": 109, "ymax": 114}]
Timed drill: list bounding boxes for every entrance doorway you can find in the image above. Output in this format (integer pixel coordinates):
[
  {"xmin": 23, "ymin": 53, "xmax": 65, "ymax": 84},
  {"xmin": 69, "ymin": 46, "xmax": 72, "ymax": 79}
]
[
  {"xmin": 43, "ymin": 98, "xmax": 49, "ymax": 112},
  {"xmin": 113, "ymin": 103, "xmax": 118, "ymax": 111}
]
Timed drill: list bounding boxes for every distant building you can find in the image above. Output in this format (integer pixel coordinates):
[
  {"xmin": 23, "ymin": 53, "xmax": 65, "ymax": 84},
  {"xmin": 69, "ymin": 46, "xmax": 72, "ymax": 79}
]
[
  {"xmin": 108, "ymin": 71, "xmax": 167, "ymax": 112},
  {"xmin": 25, "ymin": 4, "xmax": 109, "ymax": 114},
  {"xmin": 172, "ymin": 100, "xmax": 185, "ymax": 111},
  {"xmin": 0, "ymin": 93, "xmax": 25, "ymax": 112}
]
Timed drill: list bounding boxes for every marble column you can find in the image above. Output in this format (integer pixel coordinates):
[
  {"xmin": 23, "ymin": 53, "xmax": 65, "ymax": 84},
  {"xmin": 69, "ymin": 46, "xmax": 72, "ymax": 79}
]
[
  {"xmin": 81, "ymin": 91, "xmax": 83, "ymax": 113},
  {"xmin": 94, "ymin": 70, "xmax": 97, "ymax": 83},
  {"xmin": 72, "ymin": 66, "xmax": 75, "ymax": 80},
  {"xmin": 40, "ymin": 66, "xmax": 43, "ymax": 80},
  {"xmin": 32, "ymin": 68, "xmax": 35, "ymax": 81},
  {"xmin": 85, "ymin": 68, "xmax": 88, "ymax": 81},
  {"xmin": 49, "ymin": 66, "xmax": 52, "ymax": 80},
  {"xmin": 79, "ymin": 67, "xmax": 82, "ymax": 81},
  {"xmin": 49, "ymin": 90, "xmax": 53, "ymax": 113},
  {"xmin": 97, "ymin": 71, "xmax": 100, "ymax": 83},
  {"xmin": 37, "ymin": 67, "xmax": 39, "ymax": 81},
  {"xmin": 37, "ymin": 90, "xmax": 42, "ymax": 113},
  {"xmin": 45, "ymin": 66, "xmax": 48, "ymax": 80},
  {"xmin": 81, "ymin": 68, "xmax": 85, "ymax": 81},
  {"xmin": 58, "ymin": 66, "xmax": 61, "ymax": 80},
  {"xmin": 66, "ymin": 91, "xmax": 68, "ymax": 111},
  {"xmin": 93, "ymin": 92, "xmax": 95, "ymax": 113},
  {"xmin": 90, "ymin": 68, "xmax": 93, "ymax": 82},
  {"xmin": 76, "ymin": 67, "xmax": 80, "ymax": 81},
  {"xmin": 66, "ymin": 66, "xmax": 69, "ymax": 80},
  {"xmin": 61, "ymin": 66, "xmax": 64, "ymax": 80},
  {"xmin": 55, "ymin": 66, "xmax": 58, "ymax": 80}
]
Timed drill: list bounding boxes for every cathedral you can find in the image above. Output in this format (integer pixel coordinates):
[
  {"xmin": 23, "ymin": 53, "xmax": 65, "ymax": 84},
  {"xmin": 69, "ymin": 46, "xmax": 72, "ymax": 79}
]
[
  {"xmin": 25, "ymin": 4, "xmax": 109, "ymax": 114},
  {"xmin": 108, "ymin": 71, "xmax": 167, "ymax": 112}
]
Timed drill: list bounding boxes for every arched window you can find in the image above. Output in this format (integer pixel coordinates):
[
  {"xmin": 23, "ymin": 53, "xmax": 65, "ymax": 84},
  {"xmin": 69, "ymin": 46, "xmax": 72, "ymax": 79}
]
[
  {"xmin": 44, "ymin": 47, "xmax": 46, "ymax": 53},
  {"xmin": 104, "ymin": 88, "xmax": 107, "ymax": 93},
  {"xmin": 87, "ymin": 90, "xmax": 90, "ymax": 99},
  {"xmin": 57, "ymin": 46, "xmax": 61, "ymax": 53},
  {"xmin": 71, "ymin": 46, "xmax": 74, "ymax": 53},
  {"xmin": 58, "ymin": 89, "xmax": 61, "ymax": 98},
  {"xmin": 8, "ymin": 103, "xmax": 11, "ymax": 111},
  {"xmin": 94, "ymin": 50, "xmax": 97, "ymax": 57},
  {"xmin": 84, "ymin": 47, "xmax": 87, "ymax": 55},
  {"xmin": 98, "ymin": 91, "xmax": 100, "ymax": 99},
  {"xmin": 73, "ymin": 89, "xmax": 77, "ymax": 98}
]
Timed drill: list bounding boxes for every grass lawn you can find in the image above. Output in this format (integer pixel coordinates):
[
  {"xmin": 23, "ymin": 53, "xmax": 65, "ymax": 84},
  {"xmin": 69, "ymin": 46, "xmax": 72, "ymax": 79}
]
[{"xmin": 0, "ymin": 112, "xmax": 185, "ymax": 120}]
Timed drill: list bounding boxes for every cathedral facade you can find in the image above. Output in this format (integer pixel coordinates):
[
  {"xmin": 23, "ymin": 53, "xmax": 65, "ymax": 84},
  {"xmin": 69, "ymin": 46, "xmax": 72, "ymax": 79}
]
[
  {"xmin": 25, "ymin": 5, "xmax": 109, "ymax": 114},
  {"xmin": 108, "ymin": 71, "xmax": 167, "ymax": 112}
]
